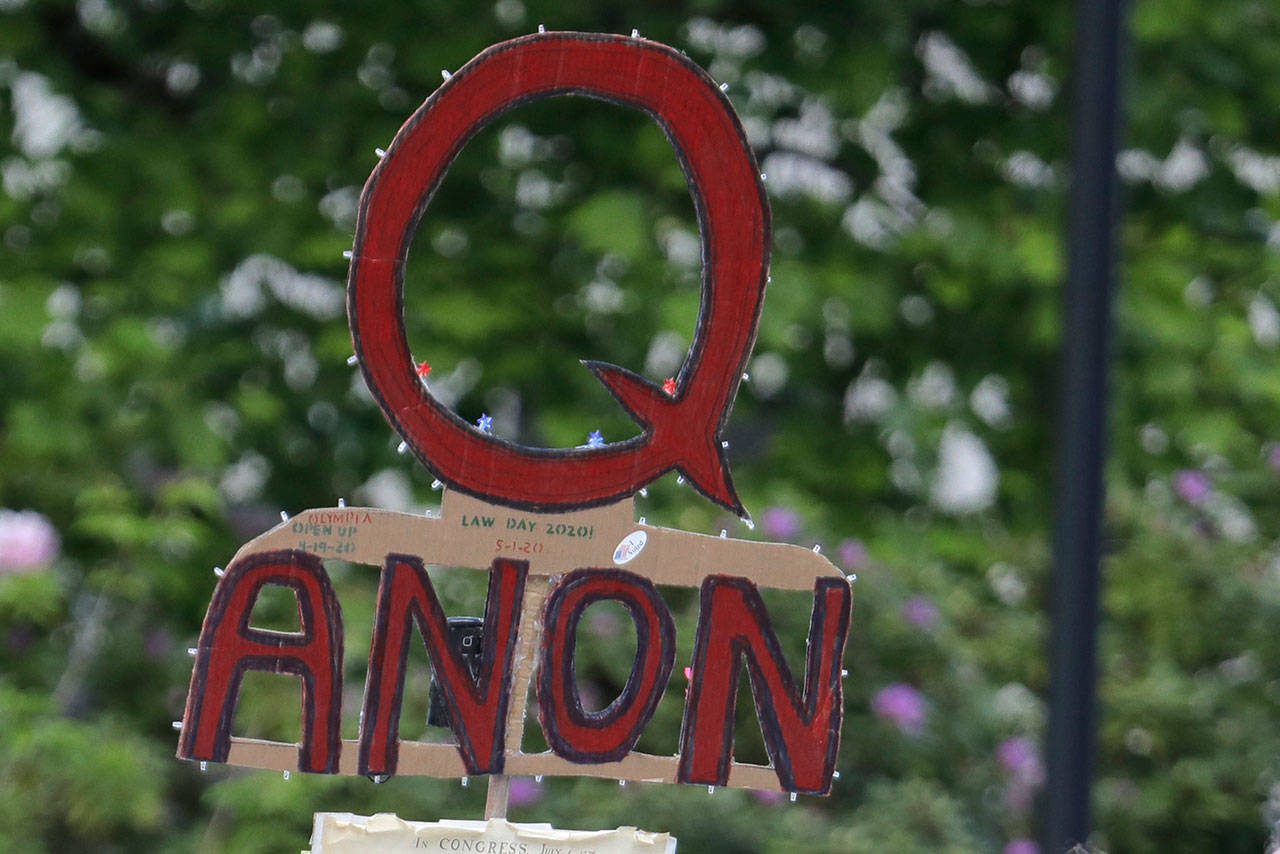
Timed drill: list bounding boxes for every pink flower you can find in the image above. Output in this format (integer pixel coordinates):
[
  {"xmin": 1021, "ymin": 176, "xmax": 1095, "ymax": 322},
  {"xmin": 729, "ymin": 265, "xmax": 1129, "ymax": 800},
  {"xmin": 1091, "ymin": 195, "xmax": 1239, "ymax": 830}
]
[
  {"xmin": 837, "ymin": 538, "xmax": 868, "ymax": 570},
  {"xmin": 901, "ymin": 596, "xmax": 939, "ymax": 631},
  {"xmin": 752, "ymin": 789, "xmax": 786, "ymax": 806},
  {"xmin": 508, "ymin": 777, "xmax": 543, "ymax": 807},
  {"xmin": 996, "ymin": 736, "xmax": 1044, "ymax": 786},
  {"xmin": 1268, "ymin": 443, "xmax": 1280, "ymax": 473},
  {"xmin": 1002, "ymin": 840, "xmax": 1038, "ymax": 854},
  {"xmin": 0, "ymin": 510, "xmax": 59, "ymax": 573},
  {"xmin": 760, "ymin": 506, "xmax": 801, "ymax": 540},
  {"xmin": 1173, "ymin": 469, "xmax": 1211, "ymax": 505},
  {"xmin": 871, "ymin": 683, "xmax": 926, "ymax": 734}
]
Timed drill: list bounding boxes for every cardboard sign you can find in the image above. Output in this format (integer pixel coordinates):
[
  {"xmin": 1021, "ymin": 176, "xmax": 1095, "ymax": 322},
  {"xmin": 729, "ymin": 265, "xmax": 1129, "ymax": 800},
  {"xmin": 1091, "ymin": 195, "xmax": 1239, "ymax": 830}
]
[
  {"xmin": 306, "ymin": 814, "xmax": 676, "ymax": 854},
  {"xmin": 177, "ymin": 31, "xmax": 853, "ymax": 797}
]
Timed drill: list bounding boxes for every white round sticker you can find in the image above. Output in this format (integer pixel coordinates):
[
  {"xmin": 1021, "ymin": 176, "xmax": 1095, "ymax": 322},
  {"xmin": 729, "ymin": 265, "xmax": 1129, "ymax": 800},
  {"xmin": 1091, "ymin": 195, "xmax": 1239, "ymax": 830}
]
[{"xmin": 613, "ymin": 530, "xmax": 648, "ymax": 565}]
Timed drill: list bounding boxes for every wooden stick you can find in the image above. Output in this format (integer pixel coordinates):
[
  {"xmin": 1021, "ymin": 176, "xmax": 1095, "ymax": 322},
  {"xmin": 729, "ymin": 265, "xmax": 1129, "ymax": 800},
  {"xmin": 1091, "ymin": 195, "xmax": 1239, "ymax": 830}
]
[{"xmin": 485, "ymin": 774, "xmax": 511, "ymax": 819}]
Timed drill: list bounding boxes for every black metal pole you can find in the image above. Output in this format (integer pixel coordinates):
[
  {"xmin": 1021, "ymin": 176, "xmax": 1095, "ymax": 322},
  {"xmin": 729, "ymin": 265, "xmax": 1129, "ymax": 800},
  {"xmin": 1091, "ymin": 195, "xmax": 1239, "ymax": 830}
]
[{"xmin": 1044, "ymin": 0, "xmax": 1128, "ymax": 850}]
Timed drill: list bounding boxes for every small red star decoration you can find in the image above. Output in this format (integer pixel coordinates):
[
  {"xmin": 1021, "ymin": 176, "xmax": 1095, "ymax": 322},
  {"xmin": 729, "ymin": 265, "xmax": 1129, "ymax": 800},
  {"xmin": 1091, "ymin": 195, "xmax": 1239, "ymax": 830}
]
[
  {"xmin": 662, "ymin": 377, "xmax": 677, "ymax": 396},
  {"xmin": 416, "ymin": 360, "xmax": 432, "ymax": 377}
]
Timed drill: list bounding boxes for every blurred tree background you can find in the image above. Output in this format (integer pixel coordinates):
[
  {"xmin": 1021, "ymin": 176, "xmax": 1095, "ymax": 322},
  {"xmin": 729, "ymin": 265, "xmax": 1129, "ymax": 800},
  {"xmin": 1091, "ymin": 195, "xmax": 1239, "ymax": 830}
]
[{"xmin": 3, "ymin": 0, "xmax": 1280, "ymax": 851}]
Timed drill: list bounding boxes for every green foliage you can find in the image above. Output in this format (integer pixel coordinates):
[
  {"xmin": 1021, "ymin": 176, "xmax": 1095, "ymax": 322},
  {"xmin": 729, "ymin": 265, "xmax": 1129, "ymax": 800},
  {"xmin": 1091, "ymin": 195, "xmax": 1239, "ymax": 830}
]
[
  {"xmin": 0, "ymin": 686, "xmax": 167, "ymax": 851},
  {"xmin": 1, "ymin": 0, "xmax": 1278, "ymax": 851}
]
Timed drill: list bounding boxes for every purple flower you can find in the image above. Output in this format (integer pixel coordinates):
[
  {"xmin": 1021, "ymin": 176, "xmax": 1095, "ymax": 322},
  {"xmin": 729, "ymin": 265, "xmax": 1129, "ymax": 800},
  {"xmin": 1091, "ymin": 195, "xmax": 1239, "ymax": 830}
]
[
  {"xmin": 1173, "ymin": 469, "xmax": 1211, "ymax": 505},
  {"xmin": 751, "ymin": 789, "xmax": 786, "ymax": 806},
  {"xmin": 0, "ymin": 510, "xmax": 59, "ymax": 573},
  {"xmin": 760, "ymin": 506, "xmax": 802, "ymax": 540},
  {"xmin": 996, "ymin": 736, "xmax": 1044, "ymax": 786},
  {"xmin": 998, "ymin": 736, "xmax": 1044, "ymax": 814},
  {"xmin": 1002, "ymin": 840, "xmax": 1038, "ymax": 854},
  {"xmin": 575, "ymin": 680, "xmax": 603, "ymax": 714},
  {"xmin": 1268, "ymin": 444, "xmax": 1280, "ymax": 474},
  {"xmin": 1006, "ymin": 778, "xmax": 1035, "ymax": 814},
  {"xmin": 144, "ymin": 629, "xmax": 172, "ymax": 661},
  {"xmin": 901, "ymin": 596, "xmax": 940, "ymax": 631},
  {"xmin": 586, "ymin": 607, "xmax": 622, "ymax": 638},
  {"xmin": 508, "ymin": 777, "xmax": 543, "ymax": 807},
  {"xmin": 871, "ymin": 683, "xmax": 926, "ymax": 734},
  {"xmin": 8, "ymin": 627, "xmax": 33, "ymax": 654},
  {"xmin": 837, "ymin": 538, "xmax": 868, "ymax": 570}
]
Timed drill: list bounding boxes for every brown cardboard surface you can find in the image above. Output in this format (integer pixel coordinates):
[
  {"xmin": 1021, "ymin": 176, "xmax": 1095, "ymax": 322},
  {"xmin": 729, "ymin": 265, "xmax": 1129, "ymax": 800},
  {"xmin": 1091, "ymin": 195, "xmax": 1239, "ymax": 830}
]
[
  {"xmin": 226, "ymin": 736, "xmax": 786, "ymax": 791},
  {"xmin": 237, "ymin": 490, "xmax": 841, "ymax": 591},
  {"xmin": 505, "ymin": 576, "xmax": 551, "ymax": 754}
]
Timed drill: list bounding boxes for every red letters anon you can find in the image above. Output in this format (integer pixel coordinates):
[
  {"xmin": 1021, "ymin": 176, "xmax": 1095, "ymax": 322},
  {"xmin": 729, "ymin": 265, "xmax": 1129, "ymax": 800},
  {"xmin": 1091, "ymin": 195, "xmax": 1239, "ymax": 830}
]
[
  {"xmin": 538, "ymin": 569, "xmax": 676, "ymax": 763},
  {"xmin": 678, "ymin": 576, "xmax": 852, "ymax": 794},
  {"xmin": 179, "ymin": 552, "xmax": 851, "ymax": 792},
  {"xmin": 359, "ymin": 555, "xmax": 527, "ymax": 777},
  {"xmin": 178, "ymin": 550, "xmax": 343, "ymax": 773}
]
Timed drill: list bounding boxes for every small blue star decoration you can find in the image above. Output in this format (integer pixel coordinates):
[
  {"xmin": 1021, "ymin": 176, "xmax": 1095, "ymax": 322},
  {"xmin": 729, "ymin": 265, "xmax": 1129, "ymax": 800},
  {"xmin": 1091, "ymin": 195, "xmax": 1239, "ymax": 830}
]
[
  {"xmin": 587, "ymin": 429, "xmax": 604, "ymax": 447},
  {"xmin": 477, "ymin": 413, "xmax": 493, "ymax": 432}
]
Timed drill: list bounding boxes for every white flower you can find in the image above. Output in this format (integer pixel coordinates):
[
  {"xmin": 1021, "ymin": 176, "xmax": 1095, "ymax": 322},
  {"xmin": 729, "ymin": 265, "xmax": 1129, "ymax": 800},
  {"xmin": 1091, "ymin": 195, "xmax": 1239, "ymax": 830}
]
[
  {"xmin": 970, "ymin": 375, "xmax": 1011, "ymax": 428},
  {"xmin": 220, "ymin": 254, "xmax": 344, "ymax": 321},
  {"xmin": 931, "ymin": 425, "xmax": 998, "ymax": 513},
  {"xmin": 657, "ymin": 225, "xmax": 700, "ymax": 268},
  {"xmin": 355, "ymin": 470, "xmax": 419, "ymax": 513},
  {"xmin": 1117, "ymin": 139, "xmax": 1207, "ymax": 192},
  {"xmin": 318, "ymin": 186, "xmax": 359, "ymax": 230},
  {"xmin": 916, "ymin": 32, "xmax": 994, "ymax": 105},
  {"xmin": 770, "ymin": 101, "xmax": 839, "ymax": 160},
  {"xmin": 1226, "ymin": 145, "xmax": 1280, "ymax": 195},
  {"xmin": 219, "ymin": 453, "xmax": 271, "ymax": 504},
  {"xmin": 1002, "ymin": 151, "xmax": 1056, "ymax": 189},
  {"xmin": 1157, "ymin": 139, "xmax": 1209, "ymax": 192},
  {"xmin": 987, "ymin": 562, "xmax": 1026, "ymax": 605},
  {"xmin": 992, "ymin": 683, "xmax": 1044, "ymax": 729},
  {"xmin": 907, "ymin": 362, "xmax": 956, "ymax": 410},
  {"xmin": 843, "ymin": 367, "xmax": 897, "ymax": 423},
  {"xmin": 10, "ymin": 71, "xmax": 85, "ymax": 159},
  {"xmin": 749, "ymin": 352, "xmax": 789, "ymax": 399},
  {"xmin": 644, "ymin": 331, "xmax": 687, "ymax": 379},
  {"xmin": 302, "ymin": 20, "xmax": 344, "ymax": 54},
  {"xmin": 1007, "ymin": 69, "xmax": 1055, "ymax": 110},
  {"xmin": 760, "ymin": 152, "xmax": 852, "ymax": 204},
  {"xmin": 1206, "ymin": 493, "xmax": 1258, "ymax": 543},
  {"xmin": 1249, "ymin": 294, "xmax": 1280, "ymax": 348},
  {"xmin": 684, "ymin": 18, "xmax": 765, "ymax": 59}
]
